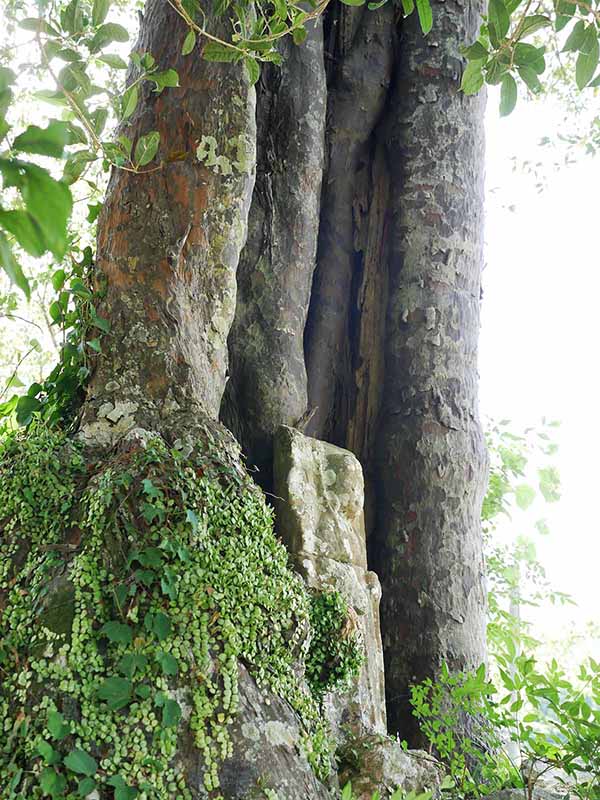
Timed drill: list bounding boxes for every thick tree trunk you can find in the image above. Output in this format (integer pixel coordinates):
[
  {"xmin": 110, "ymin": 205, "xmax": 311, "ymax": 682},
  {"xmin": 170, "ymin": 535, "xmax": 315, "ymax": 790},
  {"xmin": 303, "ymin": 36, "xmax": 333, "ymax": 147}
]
[
  {"xmin": 81, "ymin": 0, "xmax": 256, "ymax": 448},
  {"xmin": 371, "ymin": 0, "xmax": 488, "ymax": 738},
  {"xmin": 221, "ymin": 27, "xmax": 326, "ymax": 490}
]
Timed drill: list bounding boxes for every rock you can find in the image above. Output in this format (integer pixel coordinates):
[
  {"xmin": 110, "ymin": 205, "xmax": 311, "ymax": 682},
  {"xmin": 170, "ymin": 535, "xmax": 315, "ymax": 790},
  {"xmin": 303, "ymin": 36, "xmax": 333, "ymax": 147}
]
[
  {"xmin": 337, "ymin": 733, "xmax": 443, "ymax": 799},
  {"xmin": 486, "ymin": 790, "xmax": 563, "ymax": 800},
  {"xmin": 273, "ymin": 425, "xmax": 386, "ymax": 738},
  {"xmin": 182, "ymin": 663, "xmax": 333, "ymax": 799}
]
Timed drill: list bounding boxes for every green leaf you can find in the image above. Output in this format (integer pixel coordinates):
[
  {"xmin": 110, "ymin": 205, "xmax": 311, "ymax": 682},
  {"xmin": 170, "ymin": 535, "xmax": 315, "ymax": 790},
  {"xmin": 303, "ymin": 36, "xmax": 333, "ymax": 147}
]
[
  {"xmin": 63, "ymin": 748, "xmax": 98, "ymax": 776},
  {"xmin": 0, "ymin": 231, "xmax": 29, "ymax": 298},
  {"xmin": 499, "ymin": 73, "xmax": 518, "ymax": 115},
  {"xmin": 20, "ymin": 163, "xmax": 73, "ymax": 258},
  {"xmin": 562, "ymin": 19, "xmax": 586, "ymax": 51},
  {"xmin": 47, "ymin": 710, "xmax": 70, "ymax": 741},
  {"xmin": 37, "ymin": 740, "xmax": 60, "ymax": 765},
  {"xmin": 40, "ymin": 768, "xmax": 67, "ymax": 798},
  {"xmin": 292, "ymin": 26, "xmax": 308, "ymax": 44},
  {"xmin": 90, "ymin": 23, "xmax": 129, "ymax": 53},
  {"xmin": 415, "ymin": 0, "xmax": 433, "ymax": 34},
  {"xmin": 157, "ymin": 651, "xmax": 179, "ymax": 675},
  {"xmin": 151, "ymin": 69, "xmax": 180, "ymax": 93},
  {"xmin": 515, "ymin": 483, "xmax": 536, "ymax": 510},
  {"xmin": 97, "ymin": 676, "xmax": 133, "ymax": 710},
  {"xmin": 61, "ymin": 0, "xmax": 83, "ymax": 34},
  {"xmin": 464, "ymin": 41, "xmax": 489, "ymax": 60},
  {"xmin": 117, "ymin": 652, "xmax": 148, "ymax": 677},
  {"xmin": 0, "ymin": 210, "xmax": 45, "ymax": 257},
  {"xmin": 514, "ymin": 43, "xmax": 544, "ymax": 66},
  {"xmin": 517, "ymin": 65, "xmax": 542, "ymax": 93},
  {"xmin": 92, "ymin": 0, "xmax": 111, "ymax": 27},
  {"xmin": 78, "ymin": 777, "xmax": 97, "ymax": 797},
  {"xmin": 244, "ymin": 58, "xmax": 260, "ymax": 86},
  {"xmin": 134, "ymin": 131, "xmax": 160, "ymax": 167},
  {"xmin": 576, "ymin": 28, "xmax": 599, "ymax": 88},
  {"xmin": 460, "ymin": 60, "xmax": 485, "ymax": 94},
  {"xmin": 100, "ymin": 621, "xmax": 133, "ymax": 645},
  {"xmin": 162, "ymin": 698, "xmax": 182, "ymax": 727},
  {"xmin": 153, "ymin": 612, "xmax": 172, "ymax": 641},
  {"xmin": 400, "ymin": 0, "xmax": 415, "ymax": 13},
  {"xmin": 340, "ymin": 0, "xmax": 366, "ymax": 5},
  {"xmin": 489, "ymin": 0, "xmax": 510, "ymax": 39},
  {"xmin": 107, "ymin": 775, "xmax": 138, "ymax": 800},
  {"xmin": 182, "ymin": 28, "xmax": 196, "ymax": 55},
  {"xmin": 98, "ymin": 53, "xmax": 128, "ymax": 69},
  {"xmin": 121, "ymin": 85, "xmax": 138, "ymax": 120},
  {"xmin": 518, "ymin": 14, "xmax": 551, "ymax": 38},
  {"xmin": 202, "ymin": 42, "xmax": 242, "ymax": 62},
  {"xmin": 13, "ymin": 121, "xmax": 70, "ymax": 158}
]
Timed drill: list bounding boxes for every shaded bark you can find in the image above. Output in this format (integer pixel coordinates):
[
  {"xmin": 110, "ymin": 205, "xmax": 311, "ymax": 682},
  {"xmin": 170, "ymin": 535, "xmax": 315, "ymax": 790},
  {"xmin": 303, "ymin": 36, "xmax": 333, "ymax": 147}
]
[
  {"xmin": 81, "ymin": 0, "xmax": 256, "ymax": 447},
  {"xmin": 370, "ymin": 0, "xmax": 488, "ymax": 739},
  {"xmin": 222, "ymin": 26, "xmax": 326, "ymax": 489},
  {"xmin": 304, "ymin": 3, "xmax": 395, "ymax": 444}
]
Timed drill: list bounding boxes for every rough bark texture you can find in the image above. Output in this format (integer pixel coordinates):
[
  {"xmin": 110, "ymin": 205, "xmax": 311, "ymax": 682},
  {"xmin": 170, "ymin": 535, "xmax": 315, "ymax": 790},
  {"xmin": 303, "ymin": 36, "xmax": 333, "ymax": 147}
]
[
  {"xmin": 370, "ymin": 0, "xmax": 488, "ymax": 739},
  {"xmin": 81, "ymin": 0, "xmax": 256, "ymax": 447},
  {"xmin": 304, "ymin": 3, "xmax": 395, "ymax": 445},
  {"xmin": 222, "ymin": 26, "xmax": 326, "ymax": 489}
]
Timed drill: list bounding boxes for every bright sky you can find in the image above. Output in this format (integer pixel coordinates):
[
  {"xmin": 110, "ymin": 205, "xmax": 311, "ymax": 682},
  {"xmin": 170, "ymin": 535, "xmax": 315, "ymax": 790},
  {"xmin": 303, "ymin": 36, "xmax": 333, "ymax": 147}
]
[{"xmin": 482, "ymin": 86, "xmax": 600, "ymax": 647}]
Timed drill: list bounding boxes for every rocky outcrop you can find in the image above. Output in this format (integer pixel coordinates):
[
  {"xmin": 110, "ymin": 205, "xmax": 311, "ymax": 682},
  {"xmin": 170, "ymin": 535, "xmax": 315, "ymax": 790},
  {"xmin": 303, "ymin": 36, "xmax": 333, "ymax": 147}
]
[
  {"xmin": 337, "ymin": 733, "xmax": 443, "ymax": 800},
  {"xmin": 185, "ymin": 664, "xmax": 334, "ymax": 799},
  {"xmin": 273, "ymin": 425, "xmax": 386, "ymax": 739}
]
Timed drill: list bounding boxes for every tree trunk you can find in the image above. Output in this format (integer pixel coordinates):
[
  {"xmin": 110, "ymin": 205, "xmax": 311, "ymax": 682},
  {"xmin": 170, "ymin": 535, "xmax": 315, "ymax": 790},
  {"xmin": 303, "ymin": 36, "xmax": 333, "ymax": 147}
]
[{"xmin": 1, "ymin": 3, "xmax": 490, "ymax": 795}]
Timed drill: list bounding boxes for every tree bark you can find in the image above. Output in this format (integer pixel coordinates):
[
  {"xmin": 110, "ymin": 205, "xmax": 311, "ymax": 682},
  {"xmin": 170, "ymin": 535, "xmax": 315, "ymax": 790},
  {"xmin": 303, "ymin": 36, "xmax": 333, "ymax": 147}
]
[
  {"xmin": 81, "ymin": 0, "xmax": 256, "ymax": 448},
  {"xmin": 370, "ymin": 0, "xmax": 488, "ymax": 739}
]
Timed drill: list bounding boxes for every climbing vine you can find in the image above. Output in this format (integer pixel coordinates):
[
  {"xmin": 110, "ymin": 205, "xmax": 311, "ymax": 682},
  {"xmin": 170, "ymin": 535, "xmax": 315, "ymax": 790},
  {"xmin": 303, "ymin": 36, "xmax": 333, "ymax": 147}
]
[{"xmin": 0, "ymin": 429, "xmax": 363, "ymax": 798}]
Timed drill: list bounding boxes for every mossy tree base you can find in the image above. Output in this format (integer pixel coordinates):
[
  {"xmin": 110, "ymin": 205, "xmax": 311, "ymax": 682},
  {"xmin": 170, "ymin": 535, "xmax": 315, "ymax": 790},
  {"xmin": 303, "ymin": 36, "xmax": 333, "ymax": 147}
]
[{"xmin": 0, "ymin": 427, "xmax": 357, "ymax": 799}]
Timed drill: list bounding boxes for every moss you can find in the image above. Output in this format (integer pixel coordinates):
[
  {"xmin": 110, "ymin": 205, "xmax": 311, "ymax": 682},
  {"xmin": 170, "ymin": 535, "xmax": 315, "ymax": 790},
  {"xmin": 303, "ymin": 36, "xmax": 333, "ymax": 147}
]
[{"xmin": 0, "ymin": 427, "xmax": 357, "ymax": 798}]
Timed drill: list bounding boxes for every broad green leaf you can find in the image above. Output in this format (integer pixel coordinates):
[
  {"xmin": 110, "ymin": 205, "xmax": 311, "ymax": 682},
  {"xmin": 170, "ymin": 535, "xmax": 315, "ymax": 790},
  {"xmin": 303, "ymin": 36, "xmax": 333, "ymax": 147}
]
[
  {"xmin": 513, "ymin": 43, "xmax": 544, "ymax": 66},
  {"xmin": 244, "ymin": 57, "xmax": 260, "ymax": 86},
  {"xmin": 78, "ymin": 777, "xmax": 97, "ymax": 797},
  {"xmin": 19, "ymin": 17, "xmax": 59, "ymax": 34},
  {"xmin": 99, "ymin": 53, "xmax": 128, "ymax": 69},
  {"xmin": 117, "ymin": 652, "xmax": 148, "ymax": 677},
  {"xmin": 203, "ymin": 42, "xmax": 242, "ymax": 62},
  {"xmin": 90, "ymin": 22, "xmax": 129, "ymax": 53},
  {"xmin": 162, "ymin": 698, "xmax": 182, "ymax": 727},
  {"xmin": 464, "ymin": 41, "xmax": 489, "ymax": 60},
  {"xmin": 518, "ymin": 14, "xmax": 551, "ymax": 38},
  {"xmin": 37, "ymin": 740, "xmax": 60, "ymax": 765},
  {"xmin": 517, "ymin": 65, "xmax": 542, "ymax": 93},
  {"xmin": 400, "ymin": 0, "xmax": 415, "ymax": 13},
  {"xmin": 20, "ymin": 165, "xmax": 72, "ymax": 258},
  {"xmin": 40, "ymin": 768, "xmax": 67, "ymax": 798},
  {"xmin": 415, "ymin": 0, "xmax": 432, "ymax": 33},
  {"xmin": 47, "ymin": 710, "xmax": 70, "ymax": 741},
  {"xmin": 16, "ymin": 395, "xmax": 42, "ymax": 425},
  {"xmin": 92, "ymin": 0, "xmax": 110, "ymax": 27},
  {"xmin": 121, "ymin": 85, "xmax": 138, "ymax": 120},
  {"xmin": 499, "ymin": 73, "xmax": 518, "ymax": 115},
  {"xmin": 153, "ymin": 612, "xmax": 172, "ymax": 641},
  {"xmin": 100, "ymin": 621, "xmax": 133, "ymax": 645},
  {"xmin": 97, "ymin": 676, "xmax": 133, "ymax": 710},
  {"xmin": 134, "ymin": 131, "xmax": 160, "ymax": 167},
  {"xmin": 576, "ymin": 27, "xmax": 599, "ymax": 88},
  {"xmin": 182, "ymin": 28, "xmax": 196, "ymax": 55},
  {"xmin": 0, "ymin": 231, "xmax": 29, "ymax": 298},
  {"xmin": 64, "ymin": 748, "xmax": 98, "ymax": 777},
  {"xmin": 340, "ymin": 0, "xmax": 366, "ymax": 5},
  {"xmin": 489, "ymin": 0, "xmax": 510, "ymax": 40},
  {"xmin": 292, "ymin": 27, "xmax": 308, "ymax": 44},
  {"xmin": 61, "ymin": 0, "xmax": 83, "ymax": 34},
  {"xmin": 460, "ymin": 60, "xmax": 485, "ymax": 94},
  {"xmin": 151, "ymin": 69, "xmax": 180, "ymax": 93},
  {"xmin": 562, "ymin": 19, "xmax": 586, "ymax": 52},
  {"xmin": 157, "ymin": 651, "xmax": 179, "ymax": 675},
  {"xmin": 0, "ymin": 210, "xmax": 45, "ymax": 257},
  {"xmin": 107, "ymin": 775, "xmax": 138, "ymax": 800},
  {"xmin": 13, "ymin": 121, "xmax": 70, "ymax": 158}
]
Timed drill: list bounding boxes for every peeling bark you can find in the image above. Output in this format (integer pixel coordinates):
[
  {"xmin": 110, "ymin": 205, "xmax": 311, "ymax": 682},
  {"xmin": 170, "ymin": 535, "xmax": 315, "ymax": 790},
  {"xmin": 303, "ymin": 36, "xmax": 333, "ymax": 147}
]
[
  {"xmin": 304, "ymin": 4, "xmax": 395, "ymax": 443},
  {"xmin": 370, "ymin": 0, "xmax": 488, "ymax": 739},
  {"xmin": 81, "ymin": 0, "xmax": 256, "ymax": 447},
  {"xmin": 222, "ymin": 26, "xmax": 326, "ymax": 489}
]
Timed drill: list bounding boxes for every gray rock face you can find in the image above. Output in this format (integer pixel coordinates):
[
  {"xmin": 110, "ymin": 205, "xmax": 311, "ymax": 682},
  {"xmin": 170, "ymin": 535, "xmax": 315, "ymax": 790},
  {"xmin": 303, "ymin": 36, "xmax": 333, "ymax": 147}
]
[
  {"xmin": 337, "ymin": 733, "xmax": 443, "ymax": 800},
  {"xmin": 183, "ymin": 663, "xmax": 332, "ymax": 799},
  {"xmin": 273, "ymin": 425, "xmax": 386, "ymax": 739}
]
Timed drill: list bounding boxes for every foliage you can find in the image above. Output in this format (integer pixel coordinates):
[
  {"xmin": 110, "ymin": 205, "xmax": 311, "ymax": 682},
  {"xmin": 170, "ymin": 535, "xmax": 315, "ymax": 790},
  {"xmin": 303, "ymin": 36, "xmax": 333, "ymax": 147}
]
[
  {"xmin": 0, "ymin": 428, "xmax": 366, "ymax": 797},
  {"xmin": 306, "ymin": 590, "xmax": 364, "ymax": 699},
  {"xmin": 340, "ymin": 780, "xmax": 434, "ymax": 800},
  {"xmin": 409, "ymin": 420, "xmax": 600, "ymax": 800}
]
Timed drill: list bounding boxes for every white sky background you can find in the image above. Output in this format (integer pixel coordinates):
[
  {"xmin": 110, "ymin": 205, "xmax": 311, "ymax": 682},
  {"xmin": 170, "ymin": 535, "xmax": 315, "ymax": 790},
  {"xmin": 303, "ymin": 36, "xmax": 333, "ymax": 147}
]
[{"xmin": 482, "ymin": 86, "xmax": 600, "ymax": 649}]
